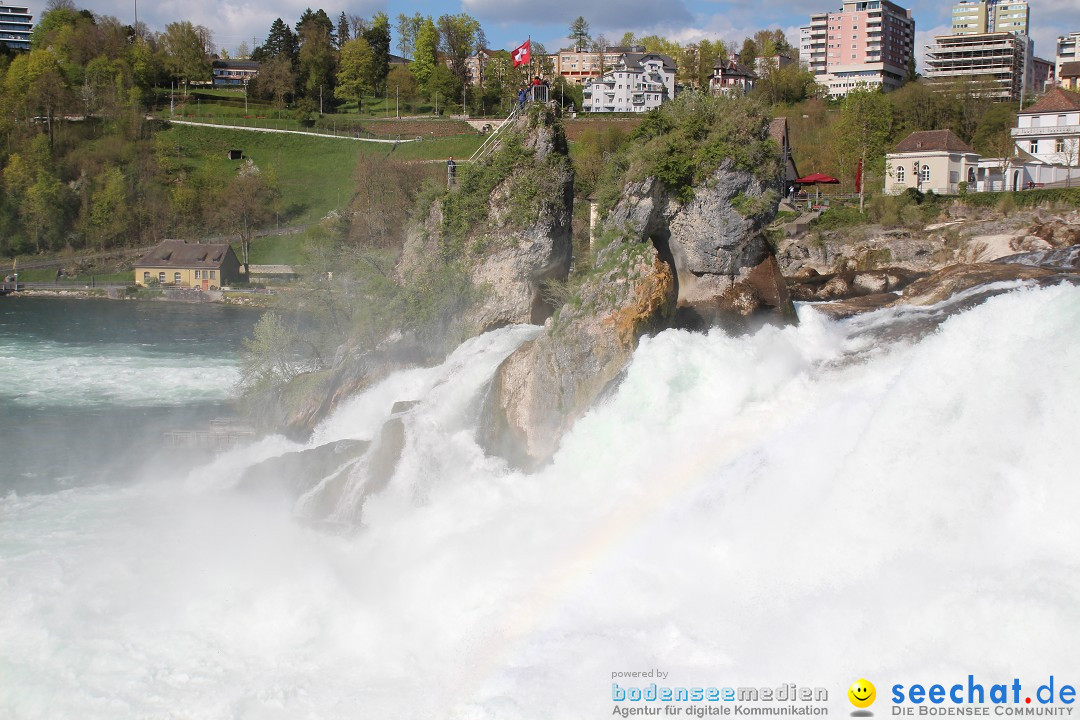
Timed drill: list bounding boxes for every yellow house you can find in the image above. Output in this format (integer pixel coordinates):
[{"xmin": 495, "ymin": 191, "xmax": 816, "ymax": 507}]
[{"xmin": 134, "ymin": 240, "xmax": 241, "ymax": 289}]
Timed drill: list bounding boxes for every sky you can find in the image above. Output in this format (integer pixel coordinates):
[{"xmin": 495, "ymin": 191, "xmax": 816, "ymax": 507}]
[{"xmin": 20, "ymin": 0, "xmax": 1080, "ymax": 71}]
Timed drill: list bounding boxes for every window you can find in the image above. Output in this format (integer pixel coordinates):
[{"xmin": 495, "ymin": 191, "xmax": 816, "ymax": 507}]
[
  {"xmin": 210, "ymin": 271, "xmax": 215, "ymax": 280},
  {"xmin": 195, "ymin": 270, "xmax": 201, "ymax": 279},
  {"xmin": 968, "ymin": 167, "xmax": 976, "ymax": 183},
  {"xmin": 1059, "ymin": 115, "xmax": 1068, "ymax": 126},
  {"xmin": 920, "ymin": 165, "xmax": 930, "ymax": 183},
  {"xmin": 896, "ymin": 166, "xmax": 906, "ymax": 183},
  {"xmin": 1057, "ymin": 139, "xmax": 1066, "ymax": 153},
  {"xmin": 143, "ymin": 271, "xmax": 150, "ymax": 282},
  {"xmin": 1030, "ymin": 140, "xmax": 1039, "ymax": 153},
  {"xmin": 174, "ymin": 272, "xmax": 182, "ymax": 284},
  {"xmin": 158, "ymin": 272, "xmax": 165, "ymax": 283}
]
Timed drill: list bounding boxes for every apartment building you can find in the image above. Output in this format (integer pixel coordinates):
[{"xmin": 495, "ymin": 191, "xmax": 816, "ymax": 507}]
[
  {"xmin": 924, "ymin": 32, "xmax": 1031, "ymax": 101},
  {"xmin": 0, "ymin": 2, "xmax": 33, "ymax": 51},
  {"xmin": 950, "ymin": 0, "xmax": 1029, "ymax": 36},
  {"xmin": 582, "ymin": 53, "xmax": 676, "ymax": 113},
  {"xmin": 799, "ymin": 0, "xmax": 915, "ymax": 98},
  {"xmin": 555, "ymin": 45, "xmax": 647, "ymax": 86},
  {"xmin": 1057, "ymin": 32, "xmax": 1080, "ymax": 78}
]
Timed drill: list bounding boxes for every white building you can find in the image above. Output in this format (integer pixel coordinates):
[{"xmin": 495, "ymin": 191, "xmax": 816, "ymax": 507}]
[
  {"xmin": 1010, "ymin": 88, "xmax": 1080, "ymax": 185},
  {"xmin": 885, "ymin": 130, "xmax": 981, "ymax": 195},
  {"xmin": 1056, "ymin": 32, "xmax": 1080, "ymax": 78},
  {"xmin": 0, "ymin": 2, "xmax": 32, "ymax": 51},
  {"xmin": 582, "ymin": 53, "xmax": 676, "ymax": 113}
]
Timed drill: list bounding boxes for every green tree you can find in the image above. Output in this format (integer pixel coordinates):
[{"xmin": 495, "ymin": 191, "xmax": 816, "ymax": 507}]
[
  {"xmin": 569, "ymin": 17, "xmax": 591, "ymax": 52},
  {"xmin": 437, "ymin": 13, "xmax": 484, "ymax": 88},
  {"xmin": 296, "ymin": 9, "xmax": 335, "ymax": 46},
  {"xmin": 239, "ymin": 312, "xmax": 305, "ymax": 391},
  {"xmin": 87, "ymin": 166, "xmax": 130, "ymax": 249},
  {"xmin": 838, "ymin": 88, "xmax": 894, "ymax": 211},
  {"xmin": 219, "ymin": 161, "xmax": 280, "ymax": 273},
  {"xmin": 250, "ymin": 54, "xmax": 296, "ymax": 108},
  {"xmin": 254, "ymin": 18, "xmax": 298, "ymax": 63},
  {"xmin": 410, "ymin": 17, "xmax": 438, "ymax": 89},
  {"xmin": 395, "ymin": 13, "xmax": 424, "ymax": 59},
  {"xmin": 26, "ymin": 171, "xmax": 69, "ymax": 252},
  {"xmin": 363, "ymin": 12, "xmax": 391, "ymax": 91},
  {"xmin": 336, "ymin": 37, "xmax": 373, "ymax": 111},
  {"xmin": 297, "ymin": 19, "xmax": 337, "ymax": 106},
  {"xmin": 336, "ymin": 12, "xmax": 350, "ymax": 47},
  {"xmin": 161, "ymin": 21, "xmax": 210, "ymax": 94}
]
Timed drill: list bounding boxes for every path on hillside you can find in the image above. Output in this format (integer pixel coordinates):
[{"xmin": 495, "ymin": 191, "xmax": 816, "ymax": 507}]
[{"xmin": 167, "ymin": 118, "xmax": 420, "ymax": 143}]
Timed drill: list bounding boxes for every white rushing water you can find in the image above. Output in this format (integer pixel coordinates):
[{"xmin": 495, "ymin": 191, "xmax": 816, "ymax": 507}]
[
  {"xmin": 2, "ymin": 283, "xmax": 1079, "ymax": 719},
  {"xmin": 0, "ymin": 337, "xmax": 239, "ymax": 407}
]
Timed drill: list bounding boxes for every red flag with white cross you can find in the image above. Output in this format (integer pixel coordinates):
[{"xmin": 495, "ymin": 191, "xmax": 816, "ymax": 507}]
[{"xmin": 512, "ymin": 39, "xmax": 531, "ymax": 68}]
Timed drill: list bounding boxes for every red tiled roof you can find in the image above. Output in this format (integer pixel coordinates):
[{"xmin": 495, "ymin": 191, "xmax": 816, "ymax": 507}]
[
  {"xmin": 892, "ymin": 129, "xmax": 975, "ymax": 154},
  {"xmin": 1058, "ymin": 62, "xmax": 1080, "ymax": 79},
  {"xmin": 1019, "ymin": 87, "xmax": 1080, "ymax": 114}
]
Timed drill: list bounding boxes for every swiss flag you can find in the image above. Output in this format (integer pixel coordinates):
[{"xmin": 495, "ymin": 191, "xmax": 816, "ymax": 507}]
[{"xmin": 512, "ymin": 39, "xmax": 531, "ymax": 67}]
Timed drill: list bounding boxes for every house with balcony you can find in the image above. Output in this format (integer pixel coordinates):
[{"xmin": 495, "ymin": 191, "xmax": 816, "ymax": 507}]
[
  {"xmin": 582, "ymin": 52, "xmax": 676, "ymax": 113},
  {"xmin": 1009, "ymin": 88, "xmax": 1080, "ymax": 186}
]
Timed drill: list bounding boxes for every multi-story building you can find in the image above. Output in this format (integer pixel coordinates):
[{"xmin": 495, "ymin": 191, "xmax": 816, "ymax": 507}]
[
  {"xmin": 1056, "ymin": 32, "xmax": 1080, "ymax": 77},
  {"xmin": 555, "ymin": 45, "xmax": 647, "ymax": 86},
  {"xmin": 211, "ymin": 60, "xmax": 259, "ymax": 87},
  {"xmin": 582, "ymin": 53, "xmax": 676, "ymax": 113},
  {"xmin": 1032, "ymin": 56, "xmax": 1054, "ymax": 92},
  {"xmin": 463, "ymin": 49, "xmax": 495, "ymax": 86},
  {"xmin": 924, "ymin": 32, "xmax": 1032, "ymax": 100},
  {"xmin": 950, "ymin": 0, "xmax": 1029, "ymax": 36},
  {"xmin": 799, "ymin": 0, "xmax": 915, "ymax": 98},
  {"xmin": 0, "ymin": 2, "xmax": 33, "ymax": 51},
  {"xmin": 931, "ymin": 0, "xmax": 1034, "ymax": 98}
]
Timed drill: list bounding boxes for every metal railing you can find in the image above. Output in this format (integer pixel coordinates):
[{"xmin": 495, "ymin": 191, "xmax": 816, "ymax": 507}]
[{"xmin": 468, "ymin": 103, "xmax": 520, "ymax": 164}]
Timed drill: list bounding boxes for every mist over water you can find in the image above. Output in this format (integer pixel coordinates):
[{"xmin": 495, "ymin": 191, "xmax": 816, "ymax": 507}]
[{"xmin": 2, "ymin": 285, "xmax": 1079, "ymax": 719}]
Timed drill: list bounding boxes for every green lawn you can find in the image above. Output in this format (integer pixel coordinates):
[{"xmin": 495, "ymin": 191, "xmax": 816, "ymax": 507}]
[
  {"xmin": 238, "ymin": 233, "xmax": 310, "ymax": 265},
  {"xmin": 158, "ymin": 124, "xmax": 367, "ymax": 224},
  {"xmin": 157, "ymin": 124, "xmax": 482, "ymax": 226}
]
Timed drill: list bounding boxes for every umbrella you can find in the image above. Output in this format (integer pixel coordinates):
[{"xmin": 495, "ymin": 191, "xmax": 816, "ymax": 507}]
[
  {"xmin": 796, "ymin": 172, "xmax": 840, "ymax": 185},
  {"xmin": 795, "ymin": 173, "xmax": 841, "ymax": 204}
]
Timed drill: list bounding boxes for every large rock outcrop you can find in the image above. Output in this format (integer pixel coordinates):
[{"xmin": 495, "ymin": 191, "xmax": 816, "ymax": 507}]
[
  {"xmin": 485, "ymin": 114, "xmax": 794, "ymax": 468},
  {"xmin": 398, "ymin": 106, "xmax": 574, "ymax": 334},
  {"xmin": 484, "ymin": 244, "xmax": 676, "ymax": 467},
  {"xmin": 607, "ymin": 164, "xmax": 785, "ymax": 308}
]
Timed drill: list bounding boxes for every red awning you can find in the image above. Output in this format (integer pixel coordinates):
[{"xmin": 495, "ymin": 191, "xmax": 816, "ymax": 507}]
[{"xmin": 796, "ymin": 173, "xmax": 841, "ymax": 184}]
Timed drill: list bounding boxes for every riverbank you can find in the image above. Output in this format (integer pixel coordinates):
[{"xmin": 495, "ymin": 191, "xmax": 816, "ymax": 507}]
[{"xmin": 4, "ymin": 286, "xmax": 275, "ymax": 308}]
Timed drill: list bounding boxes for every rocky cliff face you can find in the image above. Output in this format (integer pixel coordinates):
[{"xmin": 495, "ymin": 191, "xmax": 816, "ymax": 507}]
[
  {"xmin": 483, "ymin": 244, "xmax": 676, "ymax": 468},
  {"xmin": 398, "ymin": 106, "xmax": 574, "ymax": 335},
  {"xmin": 484, "ymin": 106, "xmax": 795, "ymax": 469}
]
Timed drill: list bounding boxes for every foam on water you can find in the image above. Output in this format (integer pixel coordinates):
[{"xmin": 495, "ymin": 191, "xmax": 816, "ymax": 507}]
[
  {"xmin": 2, "ymin": 283, "xmax": 1079, "ymax": 719},
  {"xmin": 0, "ymin": 338, "xmax": 239, "ymax": 407}
]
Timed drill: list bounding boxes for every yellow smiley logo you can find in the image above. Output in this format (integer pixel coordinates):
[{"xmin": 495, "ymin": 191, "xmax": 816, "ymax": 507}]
[{"xmin": 849, "ymin": 679, "xmax": 876, "ymax": 709}]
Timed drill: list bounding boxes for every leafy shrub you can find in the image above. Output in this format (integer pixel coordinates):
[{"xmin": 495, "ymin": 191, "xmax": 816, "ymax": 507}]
[{"xmin": 595, "ymin": 93, "xmax": 782, "ymax": 212}]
